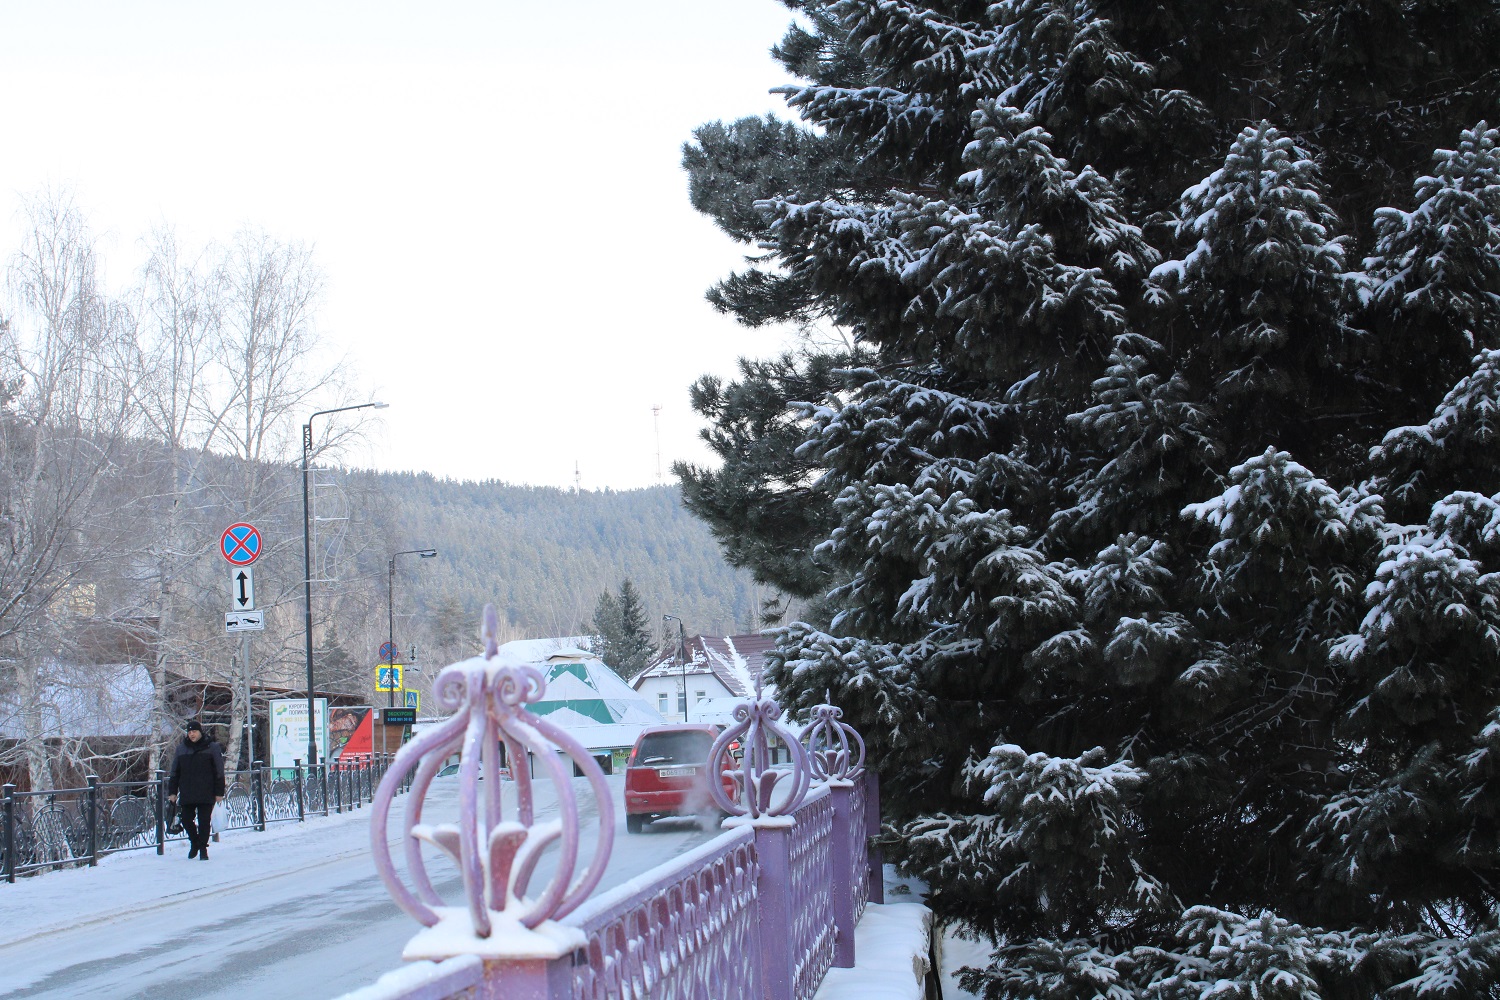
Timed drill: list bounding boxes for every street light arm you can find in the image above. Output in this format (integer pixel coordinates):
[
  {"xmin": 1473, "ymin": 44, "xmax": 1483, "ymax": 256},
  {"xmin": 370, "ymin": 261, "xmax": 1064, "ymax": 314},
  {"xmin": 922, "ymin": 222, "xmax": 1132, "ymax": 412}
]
[{"xmin": 303, "ymin": 400, "xmax": 387, "ymax": 771}]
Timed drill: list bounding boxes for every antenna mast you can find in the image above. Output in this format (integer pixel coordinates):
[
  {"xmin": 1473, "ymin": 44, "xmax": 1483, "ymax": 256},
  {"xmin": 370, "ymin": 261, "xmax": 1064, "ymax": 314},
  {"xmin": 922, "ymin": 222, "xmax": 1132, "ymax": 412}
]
[{"xmin": 652, "ymin": 404, "xmax": 663, "ymax": 481}]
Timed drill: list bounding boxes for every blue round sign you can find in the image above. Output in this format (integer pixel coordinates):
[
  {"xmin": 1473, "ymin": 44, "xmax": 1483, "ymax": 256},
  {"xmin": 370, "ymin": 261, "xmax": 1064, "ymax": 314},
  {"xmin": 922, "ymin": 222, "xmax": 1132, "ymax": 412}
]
[{"xmin": 220, "ymin": 523, "xmax": 262, "ymax": 566}]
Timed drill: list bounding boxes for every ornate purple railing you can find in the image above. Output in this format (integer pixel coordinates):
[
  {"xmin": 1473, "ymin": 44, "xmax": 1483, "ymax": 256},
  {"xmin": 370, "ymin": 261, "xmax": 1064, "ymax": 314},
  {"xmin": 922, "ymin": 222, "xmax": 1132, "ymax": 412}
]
[
  {"xmin": 346, "ymin": 609, "xmax": 880, "ymax": 1000},
  {"xmin": 849, "ymin": 775, "xmax": 872, "ymax": 928},
  {"xmin": 787, "ymin": 787, "xmax": 836, "ymax": 1000},
  {"xmin": 566, "ymin": 826, "xmax": 761, "ymax": 1000}
]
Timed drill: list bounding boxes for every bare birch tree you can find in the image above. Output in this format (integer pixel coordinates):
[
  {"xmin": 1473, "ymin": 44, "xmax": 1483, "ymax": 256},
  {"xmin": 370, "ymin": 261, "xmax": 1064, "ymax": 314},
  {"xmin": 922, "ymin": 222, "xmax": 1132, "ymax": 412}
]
[{"xmin": 0, "ymin": 190, "xmax": 136, "ymax": 794}]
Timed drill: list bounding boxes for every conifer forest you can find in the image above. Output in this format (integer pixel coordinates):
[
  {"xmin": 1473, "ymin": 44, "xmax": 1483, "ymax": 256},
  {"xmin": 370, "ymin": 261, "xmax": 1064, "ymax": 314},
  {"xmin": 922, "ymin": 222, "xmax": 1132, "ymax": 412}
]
[{"xmin": 679, "ymin": 1, "xmax": 1500, "ymax": 995}]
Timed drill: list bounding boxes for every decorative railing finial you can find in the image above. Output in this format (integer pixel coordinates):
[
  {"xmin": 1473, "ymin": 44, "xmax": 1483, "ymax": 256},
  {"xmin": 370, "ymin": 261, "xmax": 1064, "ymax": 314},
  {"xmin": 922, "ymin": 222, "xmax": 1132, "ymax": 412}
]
[
  {"xmin": 799, "ymin": 694, "xmax": 865, "ymax": 783},
  {"xmin": 370, "ymin": 603, "xmax": 615, "ymax": 960},
  {"xmin": 707, "ymin": 689, "xmax": 811, "ymax": 821}
]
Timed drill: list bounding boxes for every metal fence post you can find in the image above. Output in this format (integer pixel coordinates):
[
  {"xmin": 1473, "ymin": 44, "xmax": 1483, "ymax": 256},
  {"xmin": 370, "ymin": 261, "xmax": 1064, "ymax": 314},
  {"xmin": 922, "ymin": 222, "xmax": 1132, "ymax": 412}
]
[
  {"xmin": 828, "ymin": 783, "xmax": 857, "ymax": 967},
  {"xmin": 86, "ymin": 775, "xmax": 99, "ymax": 867},
  {"xmin": 154, "ymin": 769, "xmax": 167, "ymax": 856},
  {"xmin": 3, "ymin": 784, "xmax": 15, "ymax": 883},
  {"xmin": 755, "ymin": 824, "xmax": 798, "ymax": 1000},
  {"xmin": 294, "ymin": 759, "xmax": 306, "ymax": 821},
  {"xmin": 253, "ymin": 761, "xmax": 266, "ymax": 832},
  {"xmin": 366, "ymin": 759, "xmax": 375, "ymax": 804},
  {"xmin": 866, "ymin": 770, "xmax": 884, "ymax": 904},
  {"xmin": 333, "ymin": 762, "xmax": 342, "ymax": 814},
  {"xmin": 321, "ymin": 758, "xmax": 330, "ymax": 817}
]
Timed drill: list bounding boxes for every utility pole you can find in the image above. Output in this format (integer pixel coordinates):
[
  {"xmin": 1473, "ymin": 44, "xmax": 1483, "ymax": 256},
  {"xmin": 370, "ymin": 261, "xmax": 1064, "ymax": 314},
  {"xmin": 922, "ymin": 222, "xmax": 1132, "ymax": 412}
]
[{"xmin": 663, "ymin": 614, "xmax": 689, "ymax": 722}]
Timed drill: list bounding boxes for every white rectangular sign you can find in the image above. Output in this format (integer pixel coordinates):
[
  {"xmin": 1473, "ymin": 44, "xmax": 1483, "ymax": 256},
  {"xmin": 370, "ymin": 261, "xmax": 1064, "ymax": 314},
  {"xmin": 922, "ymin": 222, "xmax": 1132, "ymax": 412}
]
[
  {"xmin": 229, "ymin": 566, "xmax": 255, "ymax": 611},
  {"xmin": 224, "ymin": 610, "xmax": 265, "ymax": 633},
  {"xmin": 269, "ymin": 698, "xmax": 329, "ymax": 770}
]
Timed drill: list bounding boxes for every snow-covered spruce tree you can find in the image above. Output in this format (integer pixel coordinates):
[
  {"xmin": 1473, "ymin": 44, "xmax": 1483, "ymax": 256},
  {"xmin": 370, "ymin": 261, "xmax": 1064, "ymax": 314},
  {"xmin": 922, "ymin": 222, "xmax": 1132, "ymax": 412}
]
[{"xmin": 681, "ymin": 1, "xmax": 1500, "ymax": 996}]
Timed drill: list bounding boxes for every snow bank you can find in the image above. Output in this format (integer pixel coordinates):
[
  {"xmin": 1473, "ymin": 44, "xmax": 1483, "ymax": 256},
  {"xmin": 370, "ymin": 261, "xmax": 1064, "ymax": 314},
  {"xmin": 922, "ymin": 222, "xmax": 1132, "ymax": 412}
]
[{"xmin": 814, "ymin": 902, "xmax": 934, "ymax": 1000}]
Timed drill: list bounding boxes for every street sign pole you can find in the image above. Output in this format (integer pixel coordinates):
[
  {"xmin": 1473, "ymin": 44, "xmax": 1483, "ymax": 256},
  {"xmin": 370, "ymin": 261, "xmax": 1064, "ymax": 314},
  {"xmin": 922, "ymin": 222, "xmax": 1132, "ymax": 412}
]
[
  {"xmin": 220, "ymin": 523, "xmax": 262, "ymax": 773},
  {"xmin": 241, "ymin": 631, "xmax": 252, "ymax": 771}
]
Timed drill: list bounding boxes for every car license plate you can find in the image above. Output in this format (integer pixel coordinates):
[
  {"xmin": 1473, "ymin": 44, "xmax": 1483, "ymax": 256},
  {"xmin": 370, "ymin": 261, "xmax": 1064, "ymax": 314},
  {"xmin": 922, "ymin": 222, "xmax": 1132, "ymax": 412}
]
[{"xmin": 659, "ymin": 767, "xmax": 696, "ymax": 777}]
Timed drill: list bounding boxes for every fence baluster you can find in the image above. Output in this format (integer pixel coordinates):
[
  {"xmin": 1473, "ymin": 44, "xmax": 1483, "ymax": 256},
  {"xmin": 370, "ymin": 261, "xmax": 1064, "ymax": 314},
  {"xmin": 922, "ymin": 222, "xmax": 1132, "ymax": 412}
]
[
  {"xmin": 4, "ymin": 784, "xmax": 15, "ymax": 883},
  {"xmin": 294, "ymin": 759, "xmax": 305, "ymax": 821},
  {"xmin": 86, "ymin": 775, "xmax": 99, "ymax": 868},
  {"xmin": 154, "ymin": 770, "xmax": 166, "ymax": 856},
  {"xmin": 253, "ymin": 762, "xmax": 266, "ymax": 832},
  {"xmin": 322, "ymin": 758, "xmax": 330, "ymax": 817}
]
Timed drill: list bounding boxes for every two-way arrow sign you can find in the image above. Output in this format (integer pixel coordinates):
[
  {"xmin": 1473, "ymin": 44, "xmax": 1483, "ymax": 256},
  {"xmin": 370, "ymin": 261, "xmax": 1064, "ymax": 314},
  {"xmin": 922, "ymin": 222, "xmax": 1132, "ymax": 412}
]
[{"xmin": 229, "ymin": 567, "xmax": 255, "ymax": 611}]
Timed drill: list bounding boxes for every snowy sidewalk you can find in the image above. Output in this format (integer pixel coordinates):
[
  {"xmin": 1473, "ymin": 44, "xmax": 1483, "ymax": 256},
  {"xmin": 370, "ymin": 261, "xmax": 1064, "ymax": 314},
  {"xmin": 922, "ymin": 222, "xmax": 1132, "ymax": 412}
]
[
  {"xmin": 0, "ymin": 794, "xmax": 398, "ymax": 951},
  {"xmin": 0, "ymin": 775, "xmax": 722, "ymax": 1000}
]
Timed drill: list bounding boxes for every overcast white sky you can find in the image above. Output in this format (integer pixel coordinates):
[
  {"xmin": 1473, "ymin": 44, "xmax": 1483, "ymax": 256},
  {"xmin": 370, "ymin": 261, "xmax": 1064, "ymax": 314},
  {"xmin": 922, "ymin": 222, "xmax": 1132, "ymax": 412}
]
[{"xmin": 0, "ymin": 1, "xmax": 801, "ymax": 489}]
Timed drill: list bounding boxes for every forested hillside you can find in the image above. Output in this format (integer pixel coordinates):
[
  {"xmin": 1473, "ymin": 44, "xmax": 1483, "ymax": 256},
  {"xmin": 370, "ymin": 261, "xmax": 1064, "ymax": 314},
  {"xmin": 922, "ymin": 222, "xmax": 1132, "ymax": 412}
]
[{"xmin": 354, "ymin": 473, "xmax": 759, "ymax": 649}]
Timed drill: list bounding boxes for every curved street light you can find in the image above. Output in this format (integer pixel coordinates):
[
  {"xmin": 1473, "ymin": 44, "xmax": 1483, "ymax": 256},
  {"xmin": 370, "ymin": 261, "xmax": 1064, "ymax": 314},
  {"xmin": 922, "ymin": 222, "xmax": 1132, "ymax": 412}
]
[
  {"xmin": 388, "ymin": 548, "xmax": 438, "ymax": 709},
  {"xmin": 302, "ymin": 401, "xmax": 387, "ymax": 769}
]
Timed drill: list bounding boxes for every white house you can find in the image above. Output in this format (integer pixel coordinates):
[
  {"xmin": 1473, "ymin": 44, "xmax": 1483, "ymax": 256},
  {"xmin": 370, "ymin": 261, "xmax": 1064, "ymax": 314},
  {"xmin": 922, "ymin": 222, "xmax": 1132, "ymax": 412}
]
[{"xmin": 631, "ymin": 633, "xmax": 776, "ymax": 724}]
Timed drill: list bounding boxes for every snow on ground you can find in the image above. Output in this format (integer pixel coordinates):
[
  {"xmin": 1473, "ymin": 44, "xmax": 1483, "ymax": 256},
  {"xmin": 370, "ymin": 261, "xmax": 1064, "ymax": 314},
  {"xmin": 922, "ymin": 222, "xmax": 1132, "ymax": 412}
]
[
  {"xmin": 0, "ymin": 773, "xmax": 720, "ymax": 1000},
  {"xmin": 885, "ymin": 865, "xmax": 987, "ymax": 1000},
  {"xmin": 815, "ymin": 902, "xmax": 933, "ymax": 1000}
]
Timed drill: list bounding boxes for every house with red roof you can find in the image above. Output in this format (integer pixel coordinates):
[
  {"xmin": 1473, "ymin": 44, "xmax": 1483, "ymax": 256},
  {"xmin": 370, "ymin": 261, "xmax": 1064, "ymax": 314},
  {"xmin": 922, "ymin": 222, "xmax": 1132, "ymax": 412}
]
[{"xmin": 629, "ymin": 633, "xmax": 776, "ymax": 724}]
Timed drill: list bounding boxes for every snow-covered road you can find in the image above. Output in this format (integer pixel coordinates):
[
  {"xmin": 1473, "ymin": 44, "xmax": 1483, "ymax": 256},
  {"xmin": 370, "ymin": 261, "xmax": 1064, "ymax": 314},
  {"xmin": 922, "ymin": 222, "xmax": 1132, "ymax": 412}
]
[{"xmin": 0, "ymin": 774, "xmax": 719, "ymax": 1000}]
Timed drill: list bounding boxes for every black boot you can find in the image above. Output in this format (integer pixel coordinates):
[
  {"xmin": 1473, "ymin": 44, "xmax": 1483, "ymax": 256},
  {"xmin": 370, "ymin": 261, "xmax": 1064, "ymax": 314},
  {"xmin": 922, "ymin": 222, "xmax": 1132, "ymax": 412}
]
[
  {"xmin": 199, "ymin": 845, "xmax": 209, "ymax": 860},
  {"xmin": 189, "ymin": 844, "xmax": 200, "ymax": 859}
]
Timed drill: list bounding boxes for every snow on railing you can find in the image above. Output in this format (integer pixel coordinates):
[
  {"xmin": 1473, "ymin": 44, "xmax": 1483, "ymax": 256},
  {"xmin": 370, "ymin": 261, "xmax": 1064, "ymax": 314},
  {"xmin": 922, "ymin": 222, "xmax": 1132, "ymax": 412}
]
[{"xmin": 355, "ymin": 622, "xmax": 880, "ymax": 1000}]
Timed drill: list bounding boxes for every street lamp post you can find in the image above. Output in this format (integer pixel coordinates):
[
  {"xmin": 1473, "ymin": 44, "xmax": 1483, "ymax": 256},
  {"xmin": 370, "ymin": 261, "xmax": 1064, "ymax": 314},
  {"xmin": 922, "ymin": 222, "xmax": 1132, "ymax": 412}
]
[
  {"xmin": 302, "ymin": 402, "xmax": 387, "ymax": 771},
  {"xmin": 663, "ymin": 614, "xmax": 689, "ymax": 723},
  {"xmin": 388, "ymin": 548, "xmax": 438, "ymax": 708}
]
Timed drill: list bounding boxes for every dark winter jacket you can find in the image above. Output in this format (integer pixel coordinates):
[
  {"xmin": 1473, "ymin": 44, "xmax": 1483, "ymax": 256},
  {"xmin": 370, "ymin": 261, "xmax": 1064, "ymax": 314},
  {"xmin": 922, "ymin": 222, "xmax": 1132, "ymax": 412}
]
[{"xmin": 168, "ymin": 736, "xmax": 226, "ymax": 804}]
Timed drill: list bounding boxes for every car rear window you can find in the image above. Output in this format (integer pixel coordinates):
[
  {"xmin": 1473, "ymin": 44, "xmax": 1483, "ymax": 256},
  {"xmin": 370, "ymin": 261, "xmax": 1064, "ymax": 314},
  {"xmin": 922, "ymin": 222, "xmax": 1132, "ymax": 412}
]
[{"xmin": 636, "ymin": 731, "xmax": 715, "ymax": 766}]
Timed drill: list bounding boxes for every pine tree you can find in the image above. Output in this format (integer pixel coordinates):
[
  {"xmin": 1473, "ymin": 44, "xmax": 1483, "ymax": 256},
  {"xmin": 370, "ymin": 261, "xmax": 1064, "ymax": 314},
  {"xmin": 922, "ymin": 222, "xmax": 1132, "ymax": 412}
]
[
  {"xmin": 589, "ymin": 586, "xmax": 621, "ymax": 665},
  {"xmin": 613, "ymin": 580, "xmax": 654, "ymax": 679},
  {"xmin": 683, "ymin": 1, "xmax": 1500, "ymax": 994},
  {"xmin": 588, "ymin": 580, "xmax": 654, "ymax": 679}
]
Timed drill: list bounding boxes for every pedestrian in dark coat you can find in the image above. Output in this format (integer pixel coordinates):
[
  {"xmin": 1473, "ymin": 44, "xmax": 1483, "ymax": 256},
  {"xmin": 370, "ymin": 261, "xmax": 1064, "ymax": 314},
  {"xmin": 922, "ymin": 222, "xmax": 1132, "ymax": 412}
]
[{"xmin": 167, "ymin": 719, "xmax": 226, "ymax": 860}]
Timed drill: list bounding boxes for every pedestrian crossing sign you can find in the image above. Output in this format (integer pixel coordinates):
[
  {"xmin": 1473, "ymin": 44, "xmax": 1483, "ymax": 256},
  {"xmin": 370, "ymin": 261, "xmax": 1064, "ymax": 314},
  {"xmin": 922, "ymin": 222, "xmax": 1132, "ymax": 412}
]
[
  {"xmin": 375, "ymin": 664, "xmax": 404, "ymax": 693},
  {"xmin": 404, "ymin": 690, "xmax": 420, "ymax": 711}
]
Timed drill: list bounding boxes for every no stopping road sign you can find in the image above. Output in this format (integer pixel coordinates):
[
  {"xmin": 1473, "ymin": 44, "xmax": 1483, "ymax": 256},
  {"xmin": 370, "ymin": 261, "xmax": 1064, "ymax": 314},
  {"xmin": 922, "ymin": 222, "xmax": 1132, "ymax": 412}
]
[{"xmin": 220, "ymin": 523, "xmax": 262, "ymax": 566}]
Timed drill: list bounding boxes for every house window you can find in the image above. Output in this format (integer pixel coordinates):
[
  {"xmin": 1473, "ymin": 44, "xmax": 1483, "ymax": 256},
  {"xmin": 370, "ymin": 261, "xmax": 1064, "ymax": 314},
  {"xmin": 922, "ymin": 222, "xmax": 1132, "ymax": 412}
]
[
  {"xmin": 695, "ymin": 690, "xmax": 707, "ymax": 703},
  {"xmin": 657, "ymin": 693, "xmax": 668, "ymax": 712},
  {"xmin": 676, "ymin": 693, "xmax": 686, "ymax": 716}
]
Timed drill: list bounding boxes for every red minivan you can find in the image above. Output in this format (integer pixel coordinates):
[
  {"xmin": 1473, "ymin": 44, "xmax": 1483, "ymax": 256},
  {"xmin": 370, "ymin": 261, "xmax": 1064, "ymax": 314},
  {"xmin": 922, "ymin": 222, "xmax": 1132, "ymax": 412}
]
[{"xmin": 623, "ymin": 724, "xmax": 735, "ymax": 833}]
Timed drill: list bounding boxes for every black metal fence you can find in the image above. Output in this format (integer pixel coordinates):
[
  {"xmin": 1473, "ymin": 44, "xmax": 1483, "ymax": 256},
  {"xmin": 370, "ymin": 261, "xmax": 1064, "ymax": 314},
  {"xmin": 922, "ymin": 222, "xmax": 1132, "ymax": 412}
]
[{"xmin": 1, "ymin": 755, "xmax": 413, "ymax": 883}]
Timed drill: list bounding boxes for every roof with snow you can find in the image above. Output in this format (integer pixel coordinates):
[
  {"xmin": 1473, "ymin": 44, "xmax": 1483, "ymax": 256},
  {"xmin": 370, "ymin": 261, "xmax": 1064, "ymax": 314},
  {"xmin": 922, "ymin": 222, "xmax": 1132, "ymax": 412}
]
[
  {"xmin": 496, "ymin": 635, "xmax": 597, "ymax": 662},
  {"xmin": 495, "ymin": 640, "xmax": 663, "ymax": 729},
  {"xmin": 0, "ymin": 661, "xmax": 156, "ymax": 740},
  {"xmin": 633, "ymin": 633, "xmax": 777, "ymax": 699}
]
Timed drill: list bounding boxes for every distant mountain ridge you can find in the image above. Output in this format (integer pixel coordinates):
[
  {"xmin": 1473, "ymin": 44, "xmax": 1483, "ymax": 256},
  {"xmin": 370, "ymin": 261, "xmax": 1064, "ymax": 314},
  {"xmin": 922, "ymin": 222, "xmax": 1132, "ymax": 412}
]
[{"xmin": 353, "ymin": 471, "xmax": 759, "ymax": 647}]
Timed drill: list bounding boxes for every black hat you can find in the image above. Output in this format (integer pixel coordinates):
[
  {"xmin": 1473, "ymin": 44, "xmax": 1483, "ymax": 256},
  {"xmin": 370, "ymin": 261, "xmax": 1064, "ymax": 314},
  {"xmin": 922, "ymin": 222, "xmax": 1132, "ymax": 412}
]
[{"xmin": 185, "ymin": 719, "xmax": 202, "ymax": 733}]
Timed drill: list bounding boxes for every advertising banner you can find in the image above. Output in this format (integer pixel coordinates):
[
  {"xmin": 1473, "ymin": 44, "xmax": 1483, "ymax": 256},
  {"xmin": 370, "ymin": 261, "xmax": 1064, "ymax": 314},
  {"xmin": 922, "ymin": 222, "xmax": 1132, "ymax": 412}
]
[
  {"xmin": 330, "ymin": 706, "xmax": 373, "ymax": 759},
  {"xmin": 269, "ymin": 698, "xmax": 329, "ymax": 774}
]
